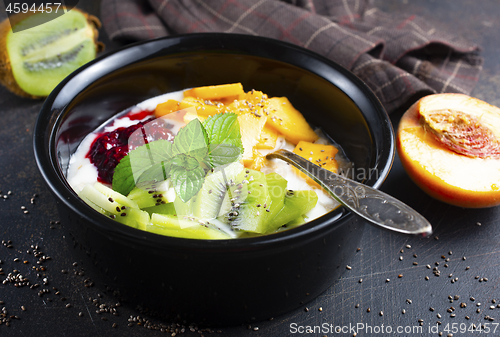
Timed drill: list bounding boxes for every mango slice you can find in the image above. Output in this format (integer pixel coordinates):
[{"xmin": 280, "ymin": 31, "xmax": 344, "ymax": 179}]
[
  {"xmin": 256, "ymin": 124, "xmax": 279, "ymax": 149},
  {"xmin": 237, "ymin": 112, "xmax": 268, "ymax": 165},
  {"xmin": 266, "ymin": 97, "xmax": 318, "ymax": 144},
  {"xmin": 293, "ymin": 141, "xmax": 339, "ymax": 186},
  {"xmin": 184, "ymin": 83, "xmax": 244, "ymax": 100}
]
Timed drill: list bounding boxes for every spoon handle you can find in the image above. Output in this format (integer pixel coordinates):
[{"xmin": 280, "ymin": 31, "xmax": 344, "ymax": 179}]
[{"xmin": 266, "ymin": 149, "xmax": 432, "ymax": 236}]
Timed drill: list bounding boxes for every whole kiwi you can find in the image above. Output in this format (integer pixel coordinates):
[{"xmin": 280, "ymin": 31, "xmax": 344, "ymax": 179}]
[{"xmin": 0, "ymin": 7, "xmax": 104, "ymax": 98}]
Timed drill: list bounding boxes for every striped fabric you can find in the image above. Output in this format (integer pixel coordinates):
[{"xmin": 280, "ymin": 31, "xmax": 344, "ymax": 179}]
[{"xmin": 100, "ymin": 0, "xmax": 483, "ymax": 114}]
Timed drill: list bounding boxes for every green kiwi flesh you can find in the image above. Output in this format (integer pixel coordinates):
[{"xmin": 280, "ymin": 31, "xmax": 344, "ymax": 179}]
[
  {"xmin": 266, "ymin": 190, "xmax": 318, "ymax": 233},
  {"xmin": 174, "ymin": 162, "xmax": 245, "ymax": 219},
  {"xmin": 149, "ymin": 214, "xmax": 234, "ymax": 239},
  {"xmin": 264, "ymin": 172, "xmax": 288, "ymax": 222},
  {"xmin": 6, "ymin": 9, "xmax": 98, "ymax": 96},
  {"xmin": 127, "ymin": 180, "xmax": 173, "ymax": 209},
  {"xmin": 79, "ymin": 183, "xmax": 149, "ymax": 231},
  {"xmin": 222, "ymin": 169, "xmax": 271, "ymax": 234}
]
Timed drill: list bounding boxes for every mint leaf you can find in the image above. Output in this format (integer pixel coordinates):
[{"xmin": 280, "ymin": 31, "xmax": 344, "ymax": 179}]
[
  {"xmin": 170, "ymin": 154, "xmax": 206, "ymax": 202},
  {"xmin": 135, "ymin": 161, "xmax": 171, "ymax": 187},
  {"xmin": 171, "ymin": 153, "xmax": 201, "ymax": 171},
  {"xmin": 207, "ymin": 143, "xmax": 243, "ymax": 167},
  {"xmin": 202, "ymin": 113, "xmax": 243, "ymax": 167},
  {"xmin": 173, "ymin": 118, "xmax": 208, "ymax": 161},
  {"xmin": 112, "ymin": 139, "xmax": 174, "ymax": 195}
]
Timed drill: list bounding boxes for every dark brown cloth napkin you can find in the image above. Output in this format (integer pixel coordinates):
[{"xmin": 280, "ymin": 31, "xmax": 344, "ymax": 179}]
[{"xmin": 100, "ymin": 0, "xmax": 483, "ymax": 114}]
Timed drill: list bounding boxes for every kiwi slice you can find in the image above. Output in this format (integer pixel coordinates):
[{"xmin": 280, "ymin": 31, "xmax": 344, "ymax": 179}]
[
  {"xmin": 222, "ymin": 169, "xmax": 272, "ymax": 234},
  {"xmin": 174, "ymin": 162, "xmax": 245, "ymax": 219},
  {"xmin": 79, "ymin": 183, "xmax": 149, "ymax": 230},
  {"xmin": 0, "ymin": 8, "xmax": 103, "ymax": 98},
  {"xmin": 127, "ymin": 180, "xmax": 174, "ymax": 209},
  {"xmin": 265, "ymin": 172, "xmax": 287, "ymax": 221},
  {"xmin": 149, "ymin": 213, "xmax": 234, "ymax": 239},
  {"xmin": 266, "ymin": 190, "xmax": 318, "ymax": 233},
  {"xmin": 143, "ymin": 202, "xmax": 176, "ymax": 216}
]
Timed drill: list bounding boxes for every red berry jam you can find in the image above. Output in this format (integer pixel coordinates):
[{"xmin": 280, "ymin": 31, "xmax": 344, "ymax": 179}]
[{"xmin": 87, "ymin": 114, "xmax": 175, "ymax": 184}]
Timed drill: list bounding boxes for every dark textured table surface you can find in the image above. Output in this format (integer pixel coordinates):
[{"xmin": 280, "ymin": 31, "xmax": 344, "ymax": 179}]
[{"xmin": 2, "ymin": 1, "xmax": 500, "ymax": 336}]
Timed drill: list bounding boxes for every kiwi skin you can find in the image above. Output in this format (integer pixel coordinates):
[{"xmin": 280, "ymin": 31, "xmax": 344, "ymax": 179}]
[{"xmin": 0, "ymin": 7, "xmax": 104, "ymax": 99}]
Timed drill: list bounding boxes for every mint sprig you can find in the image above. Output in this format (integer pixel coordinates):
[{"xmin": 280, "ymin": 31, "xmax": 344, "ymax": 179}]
[{"xmin": 112, "ymin": 113, "xmax": 243, "ymax": 202}]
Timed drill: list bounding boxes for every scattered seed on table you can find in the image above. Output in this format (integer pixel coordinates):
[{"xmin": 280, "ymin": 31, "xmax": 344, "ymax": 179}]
[
  {"xmin": 355, "ymin": 304, "xmax": 360, "ymax": 308},
  {"xmin": 425, "ymin": 276, "xmax": 429, "ymax": 280},
  {"xmin": 402, "ymin": 309, "xmax": 406, "ymax": 314},
  {"xmin": 406, "ymin": 244, "xmax": 411, "ymax": 249},
  {"xmin": 367, "ymin": 308, "xmax": 371, "ymax": 313},
  {"xmin": 399, "ymin": 256, "xmax": 403, "ymax": 261},
  {"xmin": 379, "ymin": 311, "xmax": 383, "ymax": 316},
  {"xmin": 358, "ymin": 279, "xmax": 363, "ymax": 283},
  {"xmin": 398, "ymin": 274, "xmax": 403, "ymax": 278},
  {"xmin": 386, "ymin": 278, "xmax": 390, "ymax": 283},
  {"xmin": 346, "ymin": 265, "xmax": 352, "ymax": 270},
  {"xmin": 437, "ymin": 313, "xmax": 442, "ymax": 318},
  {"xmin": 406, "ymin": 299, "xmax": 412, "ymax": 304}
]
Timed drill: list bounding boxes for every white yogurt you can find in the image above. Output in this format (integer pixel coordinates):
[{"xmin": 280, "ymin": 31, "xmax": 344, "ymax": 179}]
[{"xmin": 67, "ymin": 90, "xmax": 345, "ymax": 225}]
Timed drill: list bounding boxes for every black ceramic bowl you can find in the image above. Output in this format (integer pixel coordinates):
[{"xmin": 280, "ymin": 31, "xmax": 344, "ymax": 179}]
[{"xmin": 34, "ymin": 33, "xmax": 394, "ymax": 325}]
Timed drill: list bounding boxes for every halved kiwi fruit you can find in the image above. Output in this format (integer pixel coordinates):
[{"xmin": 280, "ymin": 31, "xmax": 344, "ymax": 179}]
[{"xmin": 0, "ymin": 7, "xmax": 103, "ymax": 98}]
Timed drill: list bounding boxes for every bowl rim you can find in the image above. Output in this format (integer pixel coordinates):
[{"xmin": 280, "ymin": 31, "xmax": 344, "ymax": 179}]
[{"xmin": 33, "ymin": 32, "xmax": 395, "ymax": 252}]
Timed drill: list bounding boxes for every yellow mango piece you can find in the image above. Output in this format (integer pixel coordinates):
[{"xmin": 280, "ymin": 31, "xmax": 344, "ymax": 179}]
[
  {"xmin": 237, "ymin": 112, "xmax": 267, "ymax": 164},
  {"xmin": 225, "ymin": 90, "xmax": 269, "ymax": 117},
  {"xmin": 154, "ymin": 99, "xmax": 191, "ymax": 121},
  {"xmin": 181, "ymin": 96, "xmax": 224, "ymax": 117},
  {"xmin": 293, "ymin": 141, "xmax": 339, "ymax": 187},
  {"xmin": 184, "ymin": 83, "xmax": 244, "ymax": 100},
  {"xmin": 266, "ymin": 97, "xmax": 318, "ymax": 145},
  {"xmin": 256, "ymin": 124, "xmax": 279, "ymax": 149},
  {"xmin": 247, "ymin": 149, "xmax": 267, "ymax": 170}
]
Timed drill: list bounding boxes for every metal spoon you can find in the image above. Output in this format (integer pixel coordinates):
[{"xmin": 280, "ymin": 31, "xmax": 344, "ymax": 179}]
[{"xmin": 266, "ymin": 149, "xmax": 432, "ymax": 236}]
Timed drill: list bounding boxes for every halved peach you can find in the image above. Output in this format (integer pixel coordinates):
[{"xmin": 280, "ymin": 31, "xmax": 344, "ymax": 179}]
[{"xmin": 397, "ymin": 93, "xmax": 500, "ymax": 208}]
